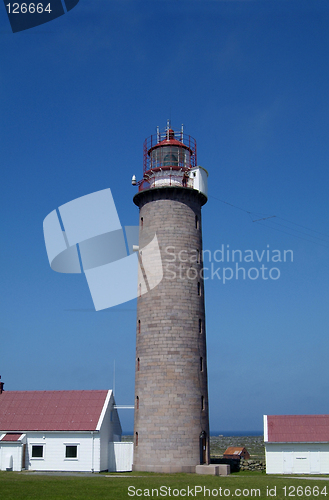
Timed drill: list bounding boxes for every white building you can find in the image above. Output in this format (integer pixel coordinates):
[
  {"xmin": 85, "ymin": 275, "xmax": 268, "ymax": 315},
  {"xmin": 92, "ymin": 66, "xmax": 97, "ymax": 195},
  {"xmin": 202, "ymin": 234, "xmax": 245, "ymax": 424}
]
[
  {"xmin": 264, "ymin": 414, "xmax": 329, "ymax": 474},
  {"xmin": 0, "ymin": 389, "xmax": 132, "ymax": 472}
]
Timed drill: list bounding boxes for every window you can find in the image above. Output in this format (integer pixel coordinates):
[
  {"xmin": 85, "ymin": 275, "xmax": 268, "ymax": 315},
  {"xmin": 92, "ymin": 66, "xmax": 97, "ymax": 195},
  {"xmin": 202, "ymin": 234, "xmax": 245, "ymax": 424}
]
[
  {"xmin": 137, "ymin": 357, "xmax": 140, "ymax": 371},
  {"xmin": 201, "ymin": 396, "xmax": 205, "ymax": 411},
  {"xmin": 195, "ymin": 215, "xmax": 199, "ymax": 229},
  {"xmin": 141, "ymin": 217, "xmax": 143, "ymax": 228},
  {"xmin": 197, "ymin": 282, "xmax": 201, "ymax": 296},
  {"xmin": 135, "ymin": 432, "xmax": 138, "ymax": 446},
  {"xmin": 138, "ymin": 320, "xmax": 141, "ymax": 334},
  {"xmin": 31, "ymin": 445, "xmax": 43, "ymax": 458},
  {"xmin": 65, "ymin": 445, "xmax": 78, "ymax": 459},
  {"xmin": 200, "ymin": 357, "xmax": 203, "ymax": 372},
  {"xmin": 136, "ymin": 396, "xmax": 139, "ymax": 409},
  {"xmin": 199, "ymin": 319, "xmax": 202, "ymax": 334}
]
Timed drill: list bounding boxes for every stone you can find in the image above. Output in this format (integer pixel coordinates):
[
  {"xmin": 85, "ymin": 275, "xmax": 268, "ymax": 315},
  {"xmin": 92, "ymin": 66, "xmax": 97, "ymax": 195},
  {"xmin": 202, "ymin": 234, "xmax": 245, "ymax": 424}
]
[{"xmin": 133, "ymin": 187, "xmax": 209, "ymax": 471}]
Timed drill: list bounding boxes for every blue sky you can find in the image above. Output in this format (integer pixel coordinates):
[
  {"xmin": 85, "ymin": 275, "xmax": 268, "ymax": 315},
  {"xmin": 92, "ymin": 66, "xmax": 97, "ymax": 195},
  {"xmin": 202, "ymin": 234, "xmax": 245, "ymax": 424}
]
[{"xmin": 1, "ymin": 0, "xmax": 329, "ymax": 433}]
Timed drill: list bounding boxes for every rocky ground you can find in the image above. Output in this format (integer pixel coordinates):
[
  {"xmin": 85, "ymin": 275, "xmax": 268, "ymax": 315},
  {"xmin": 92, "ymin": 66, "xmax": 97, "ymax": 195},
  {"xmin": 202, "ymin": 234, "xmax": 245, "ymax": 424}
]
[
  {"xmin": 210, "ymin": 434, "xmax": 265, "ymax": 460},
  {"xmin": 210, "ymin": 435, "xmax": 266, "ymax": 471}
]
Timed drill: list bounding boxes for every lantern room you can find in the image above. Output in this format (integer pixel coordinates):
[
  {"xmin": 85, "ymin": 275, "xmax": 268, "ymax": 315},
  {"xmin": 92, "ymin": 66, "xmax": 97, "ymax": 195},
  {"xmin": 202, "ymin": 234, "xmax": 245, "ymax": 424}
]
[
  {"xmin": 134, "ymin": 123, "xmax": 208, "ymax": 199},
  {"xmin": 148, "ymin": 127, "xmax": 194, "ymax": 171}
]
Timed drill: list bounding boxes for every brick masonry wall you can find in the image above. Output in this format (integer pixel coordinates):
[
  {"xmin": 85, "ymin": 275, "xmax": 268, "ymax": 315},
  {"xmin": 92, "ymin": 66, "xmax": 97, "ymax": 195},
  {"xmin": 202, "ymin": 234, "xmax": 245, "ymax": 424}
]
[{"xmin": 133, "ymin": 187, "xmax": 209, "ymax": 469}]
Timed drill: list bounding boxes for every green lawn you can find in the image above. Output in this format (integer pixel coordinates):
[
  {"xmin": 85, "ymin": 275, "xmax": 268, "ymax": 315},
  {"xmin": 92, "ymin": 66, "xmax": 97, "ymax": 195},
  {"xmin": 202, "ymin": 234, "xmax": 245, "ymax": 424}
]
[{"xmin": 0, "ymin": 471, "xmax": 328, "ymax": 500}]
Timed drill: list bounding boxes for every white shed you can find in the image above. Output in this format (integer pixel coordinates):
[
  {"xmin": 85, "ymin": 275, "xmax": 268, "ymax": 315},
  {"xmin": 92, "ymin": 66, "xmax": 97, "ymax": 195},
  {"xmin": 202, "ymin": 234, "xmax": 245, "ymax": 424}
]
[
  {"xmin": 264, "ymin": 414, "xmax": 329, "ymax": 474},
  {"xmin": 0, "ymin": 389, "xmax": 132, "ymax": 472},
  {"xmin": 189, "ymin": 166, "xmax": 208, "ymax": 198}
]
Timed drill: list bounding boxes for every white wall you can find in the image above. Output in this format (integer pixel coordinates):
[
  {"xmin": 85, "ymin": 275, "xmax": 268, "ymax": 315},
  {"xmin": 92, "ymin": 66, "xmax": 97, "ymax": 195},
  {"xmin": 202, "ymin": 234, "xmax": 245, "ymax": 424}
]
[
  {"xmin": 108, "ymin": 442, "xmax": 133, "ymax": 472},
  {"xmin": 22, "ymin": 406, "xmax": 122, "ymax": 472},
  {"xmin": 266, "ymin": 443, "xmax": 329, "ymax": 474},
  {"xmin": 189, "ymin": 167, "xmax": 208, "ymax": 198},
  {"xmin": 98, "ymin": 392, "xmax": 122, "ymax": 471},
  {"xmin": 0, "ymin": 443, "xmax": 23, "ymax": 471},
  {"xmin": 26, "ymin": 432, "xmax": 100, "ymax": 472}
]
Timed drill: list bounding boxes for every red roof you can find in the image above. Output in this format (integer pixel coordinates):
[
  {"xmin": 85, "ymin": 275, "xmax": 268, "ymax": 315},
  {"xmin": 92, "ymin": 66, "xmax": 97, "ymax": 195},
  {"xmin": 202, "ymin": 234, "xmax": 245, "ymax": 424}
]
[
  {"xmin": 149, "ymin": 137, "xmax": 190, "ymax": 151},
  {"xmin": 0, "ymin": 391, "xmax": 109, "ymax": 432},
  {"xmin": 1, "ymin": 433, "xmax": 22, "ymax": 441},
  {"xmin": 223, "ymin": 447, "xmax": 248, "ymax": 456},
  {"xmin": 266, "ymin": 415, "xmax": 329, "ymax": 443}
]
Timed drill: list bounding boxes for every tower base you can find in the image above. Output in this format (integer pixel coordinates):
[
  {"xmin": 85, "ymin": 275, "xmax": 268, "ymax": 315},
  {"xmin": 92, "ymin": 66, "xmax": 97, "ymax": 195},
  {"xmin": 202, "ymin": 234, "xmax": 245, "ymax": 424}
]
[{"xmin": 132, "ymin": 464, "xmax": 196, "ymax": 474}]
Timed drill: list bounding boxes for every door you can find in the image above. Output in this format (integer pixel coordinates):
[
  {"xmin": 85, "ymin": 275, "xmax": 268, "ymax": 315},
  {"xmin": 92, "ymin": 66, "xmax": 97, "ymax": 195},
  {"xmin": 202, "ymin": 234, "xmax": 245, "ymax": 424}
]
[
  {"xmin": 283, "ymin": 451, "xmax": 293, "ymax": 473},
  {"xmin": 21, "ymin": 444, "xmax": 26, "ymax": 470},
  {"xmin": 293, "ymin": 452, "xmax": 309, "ymax": 474},
  {"xmin": 310, "ymin": 450, "xmax": 320, "ymax": 474},
  {"xmin": 199, "ymin": 432, "xmax": 207, "ymax": 464}
]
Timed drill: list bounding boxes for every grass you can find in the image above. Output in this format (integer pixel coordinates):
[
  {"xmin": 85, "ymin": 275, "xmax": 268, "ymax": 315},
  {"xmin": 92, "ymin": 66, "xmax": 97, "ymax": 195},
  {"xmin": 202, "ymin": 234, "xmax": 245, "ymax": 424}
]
[
  {"xmin": 0, "ymin": 471, "xmax": 328, "ymax": 499},
  {"xmin": 1, "ymin": 437, "xmax": 324, "ymax": 499}
]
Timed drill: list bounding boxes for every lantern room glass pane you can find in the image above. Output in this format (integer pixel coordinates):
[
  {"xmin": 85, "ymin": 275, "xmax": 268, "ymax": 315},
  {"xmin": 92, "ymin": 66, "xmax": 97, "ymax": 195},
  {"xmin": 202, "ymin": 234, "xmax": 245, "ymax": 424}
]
[
  {"xmin": 150, "ymin": 146, "xmax": 190, "ymax": 169},
  {"xmin": 163, "ymin": 151, "xmax": 178, "ymax": 166}
]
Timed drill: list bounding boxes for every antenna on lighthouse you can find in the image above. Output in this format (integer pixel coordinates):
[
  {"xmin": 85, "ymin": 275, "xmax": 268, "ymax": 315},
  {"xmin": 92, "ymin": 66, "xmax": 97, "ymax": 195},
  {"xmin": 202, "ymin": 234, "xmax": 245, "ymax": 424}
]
[
  {"xmin": 166, "ymin": 119, "xmax": 171, "ymax": 139},
  {"xmin": 113, "ymin": 359, "xmax": 115, "ymax": 397}
]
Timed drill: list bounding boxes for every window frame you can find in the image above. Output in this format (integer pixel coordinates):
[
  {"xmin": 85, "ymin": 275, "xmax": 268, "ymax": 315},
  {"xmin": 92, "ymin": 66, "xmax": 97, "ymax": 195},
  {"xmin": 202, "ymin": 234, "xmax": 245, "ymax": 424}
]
[
  {"xmin": 64, "ymin": 444, "xmax": 79, "ymax": 460},
  {"xmin": 31, "ymin": 444, "xmax": 44, "ymax": 460}
]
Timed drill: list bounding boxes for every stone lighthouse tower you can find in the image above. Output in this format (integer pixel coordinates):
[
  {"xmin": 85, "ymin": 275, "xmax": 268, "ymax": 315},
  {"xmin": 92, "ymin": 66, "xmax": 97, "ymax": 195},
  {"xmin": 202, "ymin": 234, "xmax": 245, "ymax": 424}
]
[{"xmin": 132, "ymin": 124, "xmax": 209, "ymax": 473}]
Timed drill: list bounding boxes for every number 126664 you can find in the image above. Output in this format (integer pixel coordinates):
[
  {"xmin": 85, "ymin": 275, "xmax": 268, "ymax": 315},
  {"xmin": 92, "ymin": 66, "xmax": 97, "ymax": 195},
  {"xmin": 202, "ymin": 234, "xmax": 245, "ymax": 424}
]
[
  {"xmin": 6, "ymin": 3, "xmax": 52, "ymax": 13},
  {"xmin": 282, "ymin": 485, "xmax": 327, "ymax": 496}
]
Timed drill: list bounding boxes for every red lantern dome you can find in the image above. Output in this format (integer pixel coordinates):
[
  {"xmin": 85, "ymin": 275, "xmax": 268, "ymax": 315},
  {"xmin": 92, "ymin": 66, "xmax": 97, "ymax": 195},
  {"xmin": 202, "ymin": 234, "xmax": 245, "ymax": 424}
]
[{"xmin": 137, "ymin": 124, "xmax": 197, "ymax": 192}]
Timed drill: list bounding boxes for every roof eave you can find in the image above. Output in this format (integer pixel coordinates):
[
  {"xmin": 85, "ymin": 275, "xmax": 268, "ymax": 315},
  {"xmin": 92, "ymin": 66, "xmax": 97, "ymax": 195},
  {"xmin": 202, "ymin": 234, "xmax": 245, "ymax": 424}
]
[
  {"xmin": 96, "ymin": 390, "xmax": 112, "ymax": 431},
  {"xmin": 266, "ymin": 441, "xmax": 329, "ymax": 444}
]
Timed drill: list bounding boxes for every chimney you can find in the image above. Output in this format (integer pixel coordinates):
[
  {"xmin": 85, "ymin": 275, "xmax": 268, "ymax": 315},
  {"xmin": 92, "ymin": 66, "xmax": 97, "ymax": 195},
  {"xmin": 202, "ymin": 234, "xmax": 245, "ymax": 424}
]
[{"xmin": 0, "ymin": 376, "xmax": 4, "ymax": 394}]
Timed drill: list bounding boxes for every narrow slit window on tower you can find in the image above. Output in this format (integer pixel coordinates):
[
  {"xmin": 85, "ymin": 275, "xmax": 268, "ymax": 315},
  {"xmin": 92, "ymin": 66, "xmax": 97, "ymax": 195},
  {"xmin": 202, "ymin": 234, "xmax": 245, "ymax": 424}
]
[
  {"xmin": 201, "ymin": 396, "xmax": 205, "ymax": 411},
  {"xmin": 200, "ymin": 357, "xmax": 203, "ymax": 372},
  {"xmin": 199, "ymin": 319, "xmax": 202, "ymax": 334},
  {"xmin": 141, "ymin": 217, "xmax": 143, "ymax": 228},
  {"xmin": 198, "ymin": 282, "xmax": 201, "ymax": 296},
  {"xmin": 197, "ymin": 249, "xmax": 200, "ymax": 264},
  {"xmin": 138, "ymin": 320, "xmax": 141, "ymax": 334},
  {"xmin": 135, "ymin": 432, "xmax": 138, "ymax": 446},
  {"xmin": 137, "ymin": 357, "xmax": 140, "ymax": 371},
  {"xmin": 136, "ymin": 396, "xmax": 139, "ymax": 409},
  {"xmin": 195, "ymin": 215, "xmax": 199, "ymax": 229}
]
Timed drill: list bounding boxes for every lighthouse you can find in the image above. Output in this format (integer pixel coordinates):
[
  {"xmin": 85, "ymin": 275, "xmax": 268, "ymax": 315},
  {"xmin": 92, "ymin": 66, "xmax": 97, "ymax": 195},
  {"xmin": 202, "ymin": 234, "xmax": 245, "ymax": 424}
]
[{"xmin": 132, "ymin": 123, "xmax": 209, "ymax": 473}]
